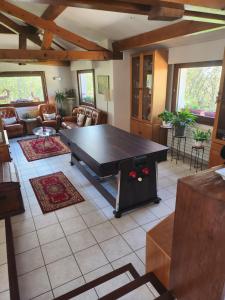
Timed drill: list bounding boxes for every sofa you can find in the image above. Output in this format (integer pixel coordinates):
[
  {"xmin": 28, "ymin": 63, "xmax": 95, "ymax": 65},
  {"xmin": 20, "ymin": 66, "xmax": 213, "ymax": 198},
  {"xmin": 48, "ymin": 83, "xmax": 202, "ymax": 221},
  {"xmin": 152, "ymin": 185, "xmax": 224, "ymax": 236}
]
[
  {"xmin": 0, "ymin": 107, "xmax": 24, "ymax": 138},
  {"xmin": 61, "ymin": 105, "xmax": 107, "ymax": 129},
  {"xmin": 37, "ymin": 103, "xmax": 61, "ymax": 130}
]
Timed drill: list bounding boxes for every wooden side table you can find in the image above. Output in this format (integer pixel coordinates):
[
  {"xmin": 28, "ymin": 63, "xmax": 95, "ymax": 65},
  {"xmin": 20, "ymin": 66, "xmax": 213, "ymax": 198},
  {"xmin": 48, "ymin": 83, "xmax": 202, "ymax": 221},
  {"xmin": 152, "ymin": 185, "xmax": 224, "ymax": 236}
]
[{"xmin": 22, "ymin": 118, "xmax": 38, "ymax": 135}]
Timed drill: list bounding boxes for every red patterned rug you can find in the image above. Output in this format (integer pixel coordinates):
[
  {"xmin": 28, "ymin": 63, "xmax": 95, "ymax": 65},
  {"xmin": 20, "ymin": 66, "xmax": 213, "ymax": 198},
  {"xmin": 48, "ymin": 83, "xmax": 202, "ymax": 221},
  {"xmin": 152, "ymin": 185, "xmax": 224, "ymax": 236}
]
[
  {"xmin": 18, "ymin": 136, "xmax": 70, "ymax": 162},
  {"xmin": 30, "ymin": 172, "xmax": 85, "ymax": 213}
]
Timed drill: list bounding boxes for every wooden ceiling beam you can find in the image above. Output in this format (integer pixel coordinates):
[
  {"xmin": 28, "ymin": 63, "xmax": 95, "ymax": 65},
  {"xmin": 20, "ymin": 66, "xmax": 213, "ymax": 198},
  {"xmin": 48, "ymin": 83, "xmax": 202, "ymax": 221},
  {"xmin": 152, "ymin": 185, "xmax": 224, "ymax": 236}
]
[
  {"xmin": 0, "ymin": 49, "xmax": 113, "ymax": 61},
  {"xmin": 19, "ymin": 34, "xmax": 27, "ymax": 49},
  {"xmin": 159, "ymin": 0, "xmax": 225, "ymax": 10},
  {"xmin": 184, "ymin": 10, "xmax": 225, "ymax": 23},
  {"xmin": 41, "ymin": 5, "xmax": 67, "ymax": 20},
  {"xmin": 0, "ymin": 12, "xmax": 44, "ymax": 47},
  {"xmin": 0, "ymin": 23, "xmax": 15, "ymax": 34},
  {"xmin": 42, "ymin": 30, "xmax": 53, "ymax": 49},
  {"xmin": 0, "ymin": 1, "xmax": 110, "ymax": 51},
  {"xmin": 148, "ymin": 5, "xmax": 184, "ymax": 21},
  {"xmin": 11, "ymin": 0, "xmax": 152, "ymax": 15},
  {"xmin": 13, "ymin": 0, "xmax": 225, "ymax": 11},
  {"xmin": 113, "ymin": 20, "xmax": 224, "ymax": 51}
]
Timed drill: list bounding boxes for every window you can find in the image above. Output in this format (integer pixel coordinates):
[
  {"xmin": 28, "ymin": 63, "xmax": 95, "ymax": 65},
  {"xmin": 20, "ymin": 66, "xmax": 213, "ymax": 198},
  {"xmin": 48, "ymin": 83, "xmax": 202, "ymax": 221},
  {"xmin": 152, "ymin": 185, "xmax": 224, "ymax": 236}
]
[
  {"xmin": 172, "ymin": 61, "xmax": 222, "ymax": 125},
  {"xmin": 77, "ymin": 69, "xmax": 96, "ymax": 107},
  {"xmin": 0, "ymin": 71, "xmax": 47, "ymax": 107}
]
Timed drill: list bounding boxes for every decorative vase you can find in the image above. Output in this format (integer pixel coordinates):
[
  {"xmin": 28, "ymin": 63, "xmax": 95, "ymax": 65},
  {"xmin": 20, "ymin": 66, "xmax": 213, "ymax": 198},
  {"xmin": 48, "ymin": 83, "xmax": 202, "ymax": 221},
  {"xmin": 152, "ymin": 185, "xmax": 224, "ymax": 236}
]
[{"xmin": 175, "ymin": 126, "xmax": 185, "ymax": 137}]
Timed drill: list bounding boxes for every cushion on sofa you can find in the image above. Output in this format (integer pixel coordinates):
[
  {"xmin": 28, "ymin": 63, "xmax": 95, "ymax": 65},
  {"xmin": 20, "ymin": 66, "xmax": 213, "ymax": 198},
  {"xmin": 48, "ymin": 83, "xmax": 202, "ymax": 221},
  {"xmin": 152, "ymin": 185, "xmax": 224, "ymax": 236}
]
[
  {"xmin": 43, "ymin": 113, "xmax": 56, "ymax": 121},
  {"xmin": 2, "ymin": 117, "xmax": 17, "ymax": 125},
  {"xmin": 77, "ymin": 114, "xmax": 85, "ymax": 127},
  {"xmin": 84, "ymin": 117, "xmax": 92, "ymax": 127}
]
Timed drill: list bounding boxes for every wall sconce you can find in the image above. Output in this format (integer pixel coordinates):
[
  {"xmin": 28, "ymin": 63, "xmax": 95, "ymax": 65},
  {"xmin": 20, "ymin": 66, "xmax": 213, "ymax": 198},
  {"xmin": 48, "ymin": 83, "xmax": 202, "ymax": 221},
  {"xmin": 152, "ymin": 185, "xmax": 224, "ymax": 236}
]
[{"xmin": 53, "ymin": 76, "xmax": 61, "ymax": 81}]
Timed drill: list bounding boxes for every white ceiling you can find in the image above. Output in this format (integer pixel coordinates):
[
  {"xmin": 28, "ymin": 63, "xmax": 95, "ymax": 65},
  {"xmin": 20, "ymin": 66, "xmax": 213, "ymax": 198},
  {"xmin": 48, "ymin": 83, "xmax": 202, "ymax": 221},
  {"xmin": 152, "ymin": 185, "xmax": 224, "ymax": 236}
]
[{"xmin": 0, "ymin": 1, "xmax": 225, "ymax": 51}]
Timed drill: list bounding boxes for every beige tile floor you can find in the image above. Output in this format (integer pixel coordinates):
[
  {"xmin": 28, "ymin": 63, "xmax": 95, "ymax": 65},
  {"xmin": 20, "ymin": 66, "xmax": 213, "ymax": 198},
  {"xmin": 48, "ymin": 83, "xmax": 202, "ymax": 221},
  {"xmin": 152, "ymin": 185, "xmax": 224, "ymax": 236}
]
[{"xmin": 0, "ymin": 136, "xmax": 199, "ymax": 300}]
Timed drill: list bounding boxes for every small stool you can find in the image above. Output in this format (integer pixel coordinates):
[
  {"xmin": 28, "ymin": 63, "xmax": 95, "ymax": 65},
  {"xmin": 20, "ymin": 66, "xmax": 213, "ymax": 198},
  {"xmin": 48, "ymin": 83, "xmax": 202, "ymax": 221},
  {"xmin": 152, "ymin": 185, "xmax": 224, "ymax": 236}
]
[
  {"xmin": 190, "ymin": 145, "xmax": 205, "ymax": 172},
  {"xmin": 171, "ymin": 135, "xmax": 187, "ymax": 164}
]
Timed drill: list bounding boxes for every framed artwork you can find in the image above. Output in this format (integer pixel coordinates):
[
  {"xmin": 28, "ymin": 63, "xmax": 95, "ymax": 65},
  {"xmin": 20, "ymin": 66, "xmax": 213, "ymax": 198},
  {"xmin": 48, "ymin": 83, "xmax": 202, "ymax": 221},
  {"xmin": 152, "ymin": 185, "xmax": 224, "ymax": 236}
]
[
  {"xmin": 77, "ymin": 69, "xmax": 96, "ymax": 107},
  {"xmin": 97, "ymin": 75, "xmax": 110, "ymax": 95}
]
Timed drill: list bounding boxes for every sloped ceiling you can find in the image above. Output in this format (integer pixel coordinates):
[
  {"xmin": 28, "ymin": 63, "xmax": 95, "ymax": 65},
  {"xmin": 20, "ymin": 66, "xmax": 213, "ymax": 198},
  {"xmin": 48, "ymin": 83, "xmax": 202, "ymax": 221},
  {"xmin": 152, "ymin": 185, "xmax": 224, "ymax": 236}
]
[{"xmin": 1, "ymin": 1, "xmax": 225, "ymax": 51}]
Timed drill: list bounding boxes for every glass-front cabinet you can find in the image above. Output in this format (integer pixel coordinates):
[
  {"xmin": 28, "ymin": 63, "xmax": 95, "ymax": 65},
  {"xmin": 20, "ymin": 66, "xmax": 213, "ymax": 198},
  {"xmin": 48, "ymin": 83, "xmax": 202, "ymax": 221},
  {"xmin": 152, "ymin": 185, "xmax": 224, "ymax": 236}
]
[
  {"xmin": 130, "ymin": 50, "xmax": 168, "ymax": 142},
  {"xmin": 142, "ymin": 55, "xmax": 153, "ymax": 121},
  {"xmin": 131, "ymin": 56, "xmax": 140, "ymax": 118}
]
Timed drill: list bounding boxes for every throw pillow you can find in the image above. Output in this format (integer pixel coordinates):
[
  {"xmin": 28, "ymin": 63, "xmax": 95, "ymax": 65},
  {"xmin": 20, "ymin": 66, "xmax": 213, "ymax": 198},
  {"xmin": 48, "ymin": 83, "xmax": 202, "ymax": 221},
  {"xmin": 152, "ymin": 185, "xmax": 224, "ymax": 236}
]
[
  {"xmin": 84, "ymin": 117, "xmax": 92, "ymax": 127},
  {"xmin": 2, "ymin": 117, "xmax": 17, "ymax": 125},
  {"xmin": 43, "ymin": 113, "xmax": 56, "ymax": 121},
  {"xmin": 77, "ymin": 114, "xmax": 85, "ymax": 127}
]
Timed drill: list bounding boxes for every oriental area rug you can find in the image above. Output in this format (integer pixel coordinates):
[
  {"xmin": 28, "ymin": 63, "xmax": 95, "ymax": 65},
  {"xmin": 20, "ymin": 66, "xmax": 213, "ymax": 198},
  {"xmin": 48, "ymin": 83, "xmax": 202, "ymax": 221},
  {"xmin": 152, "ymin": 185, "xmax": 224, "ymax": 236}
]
[
  {"xmin": 18, "ymin": 136, "xmax": 70, "ymax": 162},
  {"xmin": 30, "ymin": 172, "xmax": 85, "ymax": 213}
]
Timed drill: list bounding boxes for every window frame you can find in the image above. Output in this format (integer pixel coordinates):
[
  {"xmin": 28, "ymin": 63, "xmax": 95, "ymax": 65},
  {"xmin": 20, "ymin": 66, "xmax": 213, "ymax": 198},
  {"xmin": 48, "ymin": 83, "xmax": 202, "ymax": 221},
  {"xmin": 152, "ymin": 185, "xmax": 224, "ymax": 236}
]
[
  {"xmin": 172, "ymin": 60, "xmax": 222, "ymax": 126},
  {"xmin": 77, "ymin": 69, "xmax": 96, "ymax": 107},
  {"xmin": 0, "ymin": 71, "xmax": 48, "ymax": 107}
]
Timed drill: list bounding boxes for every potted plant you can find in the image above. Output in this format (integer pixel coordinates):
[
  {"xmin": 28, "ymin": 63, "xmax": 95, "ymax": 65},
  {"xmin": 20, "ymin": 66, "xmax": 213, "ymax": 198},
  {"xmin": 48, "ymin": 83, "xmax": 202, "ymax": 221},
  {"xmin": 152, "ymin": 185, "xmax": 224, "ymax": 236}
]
[
  {"xmin": 55, "ymin": 90, "xmax": 66, "ymax": 116},
  {"xmin": 158, "ymin": 110, "xmax": 174, "ymax": 128},
  {"xmin": 192, "ymin": 128, "xmax": 211, "ymax": 147},
  {"xmin": 172, "ymin": 109, "xmax": 196, "ymax": 137}
]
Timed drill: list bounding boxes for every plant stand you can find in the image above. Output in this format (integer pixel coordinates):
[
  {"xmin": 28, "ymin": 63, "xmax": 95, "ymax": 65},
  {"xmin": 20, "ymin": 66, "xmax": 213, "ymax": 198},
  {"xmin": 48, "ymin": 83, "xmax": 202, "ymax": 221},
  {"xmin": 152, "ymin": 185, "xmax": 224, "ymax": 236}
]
[
  {"xmin": 190, "ymin": 145, "xmax": 205, "ymax": 172},
  {"xmin": 171, "ymin": 135, "xmax": 187, "ymax": 164}
]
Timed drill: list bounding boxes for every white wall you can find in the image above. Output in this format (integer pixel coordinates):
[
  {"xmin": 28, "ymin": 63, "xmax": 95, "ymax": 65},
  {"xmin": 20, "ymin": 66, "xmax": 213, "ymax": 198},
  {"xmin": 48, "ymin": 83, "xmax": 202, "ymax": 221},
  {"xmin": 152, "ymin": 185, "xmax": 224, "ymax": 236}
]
[
  {"xmin": 113, "ymin": 52, "xmax": 130, "ymax": 132},
  {"xmin": 169, "ymin": 38, "xmax": 225, "ymax": 64}
]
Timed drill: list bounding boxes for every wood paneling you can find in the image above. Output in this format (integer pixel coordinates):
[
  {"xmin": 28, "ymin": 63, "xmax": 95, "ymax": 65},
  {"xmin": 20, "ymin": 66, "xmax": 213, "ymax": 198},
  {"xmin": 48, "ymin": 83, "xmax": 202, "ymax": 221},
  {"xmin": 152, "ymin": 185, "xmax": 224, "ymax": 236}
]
[
  {"xmin": 0, "ymin": 49, "xmax": 113, "ymax": 61},
  {"xmin": 113, "ymin": 21, "xmax": 224, "ymax": 51}
]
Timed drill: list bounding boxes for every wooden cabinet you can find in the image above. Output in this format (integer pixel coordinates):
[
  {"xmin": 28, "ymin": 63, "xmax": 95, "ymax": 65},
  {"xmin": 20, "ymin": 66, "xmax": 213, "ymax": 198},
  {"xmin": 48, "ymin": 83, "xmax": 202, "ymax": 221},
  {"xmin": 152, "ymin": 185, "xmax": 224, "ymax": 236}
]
[
  {"xmin": 0, "ymin": 130, "xmax": 11, "ymax": 162},
  {"xmin": 130, "ymin": 50, "xmax": 168, "ymax": 142},
  {"xmin": 146, "ymin": 213, "xmax": 174, "ymax": 288},
  {"xmin": 170, "ymin": 167, "xmax": 225, "ymax": 300},
  {"xmin": 209, "ymin": 49, "xmax": 225, "ymax": 167}
]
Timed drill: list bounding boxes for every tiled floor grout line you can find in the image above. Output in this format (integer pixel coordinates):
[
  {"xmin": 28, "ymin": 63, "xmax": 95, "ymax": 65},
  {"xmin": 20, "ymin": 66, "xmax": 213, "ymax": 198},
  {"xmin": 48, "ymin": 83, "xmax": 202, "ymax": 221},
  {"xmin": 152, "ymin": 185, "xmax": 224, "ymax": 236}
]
[{"xmin": 7, "ymin": 136, "xmax": 195, "ymax": 299}]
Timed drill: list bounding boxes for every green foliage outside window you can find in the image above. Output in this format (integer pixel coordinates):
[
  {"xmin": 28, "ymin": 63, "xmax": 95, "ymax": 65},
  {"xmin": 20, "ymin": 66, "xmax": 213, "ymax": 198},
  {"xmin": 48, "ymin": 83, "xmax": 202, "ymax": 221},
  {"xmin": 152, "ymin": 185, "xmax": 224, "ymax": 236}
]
[
  {"xmin": 0, "ymin": 75, "xmax": 45, "ymax": 104},
  {"xmin": 179, "ymin": 66, "xmax": 222, "ymax": 115}
]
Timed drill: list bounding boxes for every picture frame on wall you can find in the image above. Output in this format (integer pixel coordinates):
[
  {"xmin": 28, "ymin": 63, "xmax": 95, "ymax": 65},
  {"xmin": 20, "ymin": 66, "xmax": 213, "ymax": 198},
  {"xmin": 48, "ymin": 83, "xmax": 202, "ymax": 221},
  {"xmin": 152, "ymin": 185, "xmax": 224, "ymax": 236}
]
[{"xmin": 97, "ymin": 75, "xmax": 110, "ymax": 95}]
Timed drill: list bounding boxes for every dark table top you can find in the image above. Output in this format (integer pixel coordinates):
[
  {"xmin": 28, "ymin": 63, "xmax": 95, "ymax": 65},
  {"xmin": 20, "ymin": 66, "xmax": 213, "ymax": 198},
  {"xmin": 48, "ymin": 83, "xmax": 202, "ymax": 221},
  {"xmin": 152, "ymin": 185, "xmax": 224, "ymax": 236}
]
[{"xmin": 60, "ymin": 124, "xmax": 168, "ymax": 166}]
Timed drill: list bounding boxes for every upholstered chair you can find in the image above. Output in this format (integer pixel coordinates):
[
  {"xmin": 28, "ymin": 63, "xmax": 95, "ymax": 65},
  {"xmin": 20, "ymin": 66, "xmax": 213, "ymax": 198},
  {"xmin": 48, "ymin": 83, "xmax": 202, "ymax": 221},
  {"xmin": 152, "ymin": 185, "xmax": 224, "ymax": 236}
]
[
  {"xmin": 0, "ymin": 107, "xmax": 24, "ymax": 138},
  {"xmin": 61, "ymin": 105, "xmax": 107, "ymax": 129},
  {"xmin": 37, "ymin": 104, "xmax": 61, "ymax": 130}
]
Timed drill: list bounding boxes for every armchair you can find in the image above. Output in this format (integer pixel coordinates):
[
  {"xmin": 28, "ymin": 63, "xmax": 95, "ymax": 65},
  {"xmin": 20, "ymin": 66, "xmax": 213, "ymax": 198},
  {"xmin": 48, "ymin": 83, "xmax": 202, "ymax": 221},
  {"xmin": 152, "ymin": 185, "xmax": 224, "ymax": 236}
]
[
  {"xmin": 0, "ymin": 107, "xmax": 24, "ymax": 138},
  {"xmin": 37, "ymin": 104, "xmax": 61, "ymax": 130}
]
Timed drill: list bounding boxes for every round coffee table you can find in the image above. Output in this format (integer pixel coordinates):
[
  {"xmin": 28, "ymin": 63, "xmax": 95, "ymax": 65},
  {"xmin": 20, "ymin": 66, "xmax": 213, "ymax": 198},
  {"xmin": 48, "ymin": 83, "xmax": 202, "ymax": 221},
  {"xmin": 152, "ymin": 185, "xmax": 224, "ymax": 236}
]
[{"xmin": 33, "ymin": 126, "xmax": 56, "ymax": 150}]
